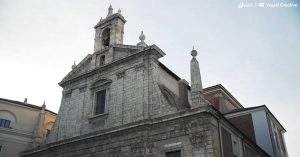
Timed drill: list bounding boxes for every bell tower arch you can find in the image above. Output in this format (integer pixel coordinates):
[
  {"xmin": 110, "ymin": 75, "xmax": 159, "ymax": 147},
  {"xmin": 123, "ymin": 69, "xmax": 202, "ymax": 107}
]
[{"xmin": 94, "ymin": 5, "xmax": 126, "ymax": 52}]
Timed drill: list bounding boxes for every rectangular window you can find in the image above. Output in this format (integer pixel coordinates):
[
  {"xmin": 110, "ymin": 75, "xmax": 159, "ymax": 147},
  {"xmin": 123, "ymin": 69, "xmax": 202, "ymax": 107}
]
[
  {"xmin": 95, "ymin": 90, "xmax": 106, "ymax": 115},
  {"xmin": 166, "ymin": 150, "xmax": 181, "ymax": 157},
  {"xmin": 0, "ymin": 119, "xmax": 11, "ymax": 128},
  {"xmin": 0, "ymin": 145, "xmax": 2, "ymax": 152}
]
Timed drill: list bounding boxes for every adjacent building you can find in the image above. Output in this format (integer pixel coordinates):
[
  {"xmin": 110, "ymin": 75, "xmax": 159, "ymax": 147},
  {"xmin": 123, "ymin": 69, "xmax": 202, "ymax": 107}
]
[
  {"xmin": 0, "ymin": 98, "xmax": 56, "ymax": 157},
  {"xmin": 22, "ymin": 5, "xmax": 288, "ymax": 157}
]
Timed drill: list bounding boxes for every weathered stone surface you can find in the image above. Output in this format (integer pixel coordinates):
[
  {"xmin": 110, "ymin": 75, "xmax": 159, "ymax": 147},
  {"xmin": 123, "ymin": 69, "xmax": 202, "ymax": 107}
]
[
  {"xmin": 23, "ymin": 109, "xmax": 220, "ymax": 157},
  {"xmin": 47, "ymin": 44, "xmax": 179, "ymax": 143},
  {"xmin": 24, "ymin": 6, "xmax": 278, "ymax": 157}
]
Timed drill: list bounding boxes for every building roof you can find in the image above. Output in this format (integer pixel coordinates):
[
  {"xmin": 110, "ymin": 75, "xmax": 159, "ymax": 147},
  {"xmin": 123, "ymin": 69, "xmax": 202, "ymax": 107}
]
[
  {"xmin": 203, "ymin": 84, "xmax": 244, "ymax": 109},
  {"xmin": 157, "ymin": 64, "xmax": 244, "ymax": 109},
  {"xmin": 158, "ymin": 63, "xmax": 286, "ymax": 132},
  {"xmin": 224, "ymin": 105, "xmax": 286, "ymax": 132},
  {"xmin": 0, "ymin": 97, "xmax": 57, "ymax": 115}
]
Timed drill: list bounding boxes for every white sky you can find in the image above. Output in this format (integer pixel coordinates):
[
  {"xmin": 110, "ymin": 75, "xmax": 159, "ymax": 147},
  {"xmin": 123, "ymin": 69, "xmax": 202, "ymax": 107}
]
[{"xmin": 0, "ymin": 0, "xmax": 299, "ymax": 156}]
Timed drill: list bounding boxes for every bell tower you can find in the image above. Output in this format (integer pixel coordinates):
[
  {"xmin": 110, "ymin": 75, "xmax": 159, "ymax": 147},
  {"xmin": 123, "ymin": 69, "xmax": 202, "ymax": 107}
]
[{"xmin": 94, "ymin": 5, "xmax": 126, "ymax": 52}]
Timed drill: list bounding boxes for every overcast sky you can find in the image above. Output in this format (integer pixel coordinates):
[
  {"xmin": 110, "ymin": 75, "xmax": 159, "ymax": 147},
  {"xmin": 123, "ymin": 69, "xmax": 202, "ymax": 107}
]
[{"xmin": 0, "ymin": 0, "xmax": 299, "ymax": 156}]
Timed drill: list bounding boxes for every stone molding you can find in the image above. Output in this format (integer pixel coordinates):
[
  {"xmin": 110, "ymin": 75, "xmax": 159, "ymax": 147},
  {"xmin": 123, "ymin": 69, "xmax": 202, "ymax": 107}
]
[
  {"xmin": 22, "ymin": 105, "xmax": 270, "ymax": 157},
  {"xmin": 59, "ymin": 44, "xmax": 164, "ymax": 87},
  {"xmin": 22, "ymin": 107, "xmax": 212, "ymax": 156},
  {"xmin": 90, "ymin": 78, "xmax": 112, "ymax": 89}
]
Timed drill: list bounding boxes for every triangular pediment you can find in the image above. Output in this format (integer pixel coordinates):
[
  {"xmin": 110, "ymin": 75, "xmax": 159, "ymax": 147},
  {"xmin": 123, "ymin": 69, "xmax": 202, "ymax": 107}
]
[
  {"xmin": 59, "ymin": 54, "xmax": 92, "ymax": 86},
  {"xmin": 91, "ymin": 78, "xmax": 112, "ymax": 89}
]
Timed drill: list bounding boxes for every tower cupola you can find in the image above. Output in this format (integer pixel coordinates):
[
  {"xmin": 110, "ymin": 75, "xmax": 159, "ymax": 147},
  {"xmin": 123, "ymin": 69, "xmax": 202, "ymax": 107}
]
[{"xmin": 94, "ymin": 5, "xmax": 126, "ymax": 52}]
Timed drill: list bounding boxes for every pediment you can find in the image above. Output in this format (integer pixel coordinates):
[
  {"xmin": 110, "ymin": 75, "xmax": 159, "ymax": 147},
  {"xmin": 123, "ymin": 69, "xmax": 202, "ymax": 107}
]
[
  {"xmin": 59, "ymin": 54, "xmax": 92, "ymax": 86},
  {"xmin": 91, "ymin": 78, "xmax": 112, "ymax": 89}
]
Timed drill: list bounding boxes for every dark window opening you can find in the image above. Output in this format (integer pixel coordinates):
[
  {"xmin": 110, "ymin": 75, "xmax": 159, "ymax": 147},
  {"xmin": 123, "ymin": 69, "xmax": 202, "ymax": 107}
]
[
  {"xmin": 0, "ymin": 145, "xmax": 2, "ymax": 152},
  {"xmin": 0, "ymin": 118, "xmax": 11, "ymax": 128},
  {"xmin": 102, "ymin": 28, "xmax": 110, "ymax": 47},
  {"xmin": 100, "ymin": 55, "xmax": 105, "ymax": 66},
  {"xmin": 166, "ymin": 150, "xmax": 181, "ymax": 157},
  {"xmin": 95, "ymin": 90, "xmax": 106, "ymax": 115}
]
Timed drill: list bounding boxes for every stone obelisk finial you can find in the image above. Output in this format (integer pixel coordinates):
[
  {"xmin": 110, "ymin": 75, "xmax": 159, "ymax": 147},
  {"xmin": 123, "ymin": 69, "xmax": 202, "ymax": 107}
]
[
  {"xmin": 72, "ymin": 61, "xmax": 76, "ymax": 69},
  {"xmin": 190, "ymin": 47, "xmax": 205, "ymax": 108},
  {"xmin": 107, "ymin": 4, "xmax": 113, "ymax": 17},
  {"xmin": 137, "ymin": 31, "xmax": 147, "ymax": 47},
  {"xmin": 42, "ymin": 100, "xmax": 46, "ymax": 109}
]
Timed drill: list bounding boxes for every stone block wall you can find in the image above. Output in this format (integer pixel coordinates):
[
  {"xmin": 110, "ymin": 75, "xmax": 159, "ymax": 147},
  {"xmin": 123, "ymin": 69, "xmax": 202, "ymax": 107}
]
[
  {"xmin": 24, "ymin": 111, "xmax": 220, "ymax": 157},
  {"xmin": 48, "ymin": 49, "xmax": 179, "ymax": 143}
]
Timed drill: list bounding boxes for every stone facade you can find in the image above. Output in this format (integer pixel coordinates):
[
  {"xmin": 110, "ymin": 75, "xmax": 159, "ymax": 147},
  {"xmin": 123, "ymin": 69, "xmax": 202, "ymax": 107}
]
[
  {"xmin": 47, "ymin": 44, "xmax": 180, "ymax": 143},
  {"xmin": 23, "ymin": 106, "xmax": 271, "ymax": 157},
  {"xmin": 24, "ymin": 108, "xmax": 219, "ymax": 157},
  {"xmin": 0, "ymin": 98, "xmax": 56, "ymax": 157},
  {"xmin": 22, "ymin": 5, "xmax": 288, "ymax": 157}
]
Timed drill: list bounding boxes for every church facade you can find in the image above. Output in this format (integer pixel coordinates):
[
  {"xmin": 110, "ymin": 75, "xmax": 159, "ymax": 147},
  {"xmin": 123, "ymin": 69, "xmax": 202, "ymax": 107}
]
[{"xmin": 22, "ymin": 6, "xmax": 288, "ymax": 157}]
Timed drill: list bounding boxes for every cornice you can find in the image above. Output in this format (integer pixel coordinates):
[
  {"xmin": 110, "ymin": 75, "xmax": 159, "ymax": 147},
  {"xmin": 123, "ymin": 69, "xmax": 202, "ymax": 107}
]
[
  {"xmin": 59, "ymin": 44, "xmax": 165, "ymax": 87},
  {"xmin": 94, "ymin": 13, "xmax": 126, "ymax": 29},
  {"xmin": 0, "ymin": 127, "xmax": 33, "ymax": 138}
]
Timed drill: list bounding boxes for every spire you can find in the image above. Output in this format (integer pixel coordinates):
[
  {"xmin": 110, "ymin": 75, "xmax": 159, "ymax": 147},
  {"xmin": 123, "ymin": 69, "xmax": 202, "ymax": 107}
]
[
  {"xmin": 107, "ymin": 4, "xmax": 113, "ymax": 17},
  {"xmin": 137, "ymin": 31, "xmax": 147, "ymax": 47},
  {"xmin": 190, "ymin": 47, "xmax": 205, "ymax": 108},
  {"xmin": 118, "ymin": 8, "xmax": 121, "ymax": 14}
]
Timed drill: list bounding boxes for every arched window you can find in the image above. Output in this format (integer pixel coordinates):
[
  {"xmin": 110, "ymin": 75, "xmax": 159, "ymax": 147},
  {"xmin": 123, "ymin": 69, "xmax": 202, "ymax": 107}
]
[
  {"xmin": 0, "ymin": 110, "xmax": 16, "ymax": 128},
  {"xmin": 102, "ymin": 28, "xmax": 110, "ymax": 47}
]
